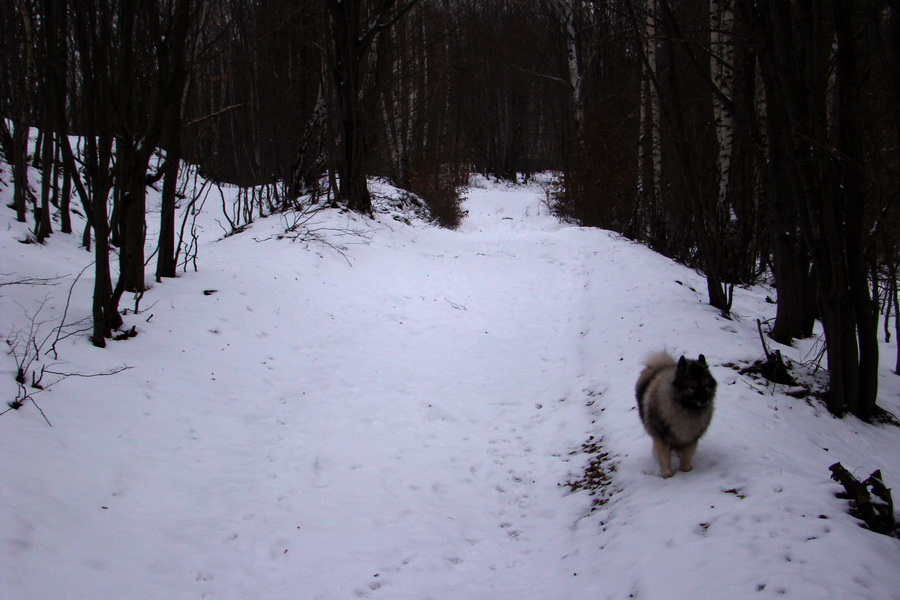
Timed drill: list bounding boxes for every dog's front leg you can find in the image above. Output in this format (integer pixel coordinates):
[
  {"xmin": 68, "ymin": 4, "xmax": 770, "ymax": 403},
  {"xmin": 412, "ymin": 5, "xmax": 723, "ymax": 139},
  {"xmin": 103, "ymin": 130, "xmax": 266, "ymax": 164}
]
[
  {"xmin": 678, "ymin": 441, "xmax": 698, "ymax": 472},
  {"xmin": 653, "ymin": 439, "xmax": 675, "ymax": 478}
]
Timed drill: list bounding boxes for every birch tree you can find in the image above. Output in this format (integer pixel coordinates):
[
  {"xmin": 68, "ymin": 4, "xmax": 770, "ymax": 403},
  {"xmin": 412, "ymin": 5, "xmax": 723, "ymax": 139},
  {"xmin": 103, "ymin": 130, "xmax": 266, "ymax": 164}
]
[
  {"xmin": 709, "ymin": 0, "xmax": 734, "ymax": 213},
  {"xmin": 635, "ymin": 0, "xmax": 664, "ymax": 246},
  {"xmin": 379, "ymin": 7, "xmax": 426, "ymax": 187},
  {"xmin": 546, "ymin": 0, "xmax": 585, "ymax": 138}
]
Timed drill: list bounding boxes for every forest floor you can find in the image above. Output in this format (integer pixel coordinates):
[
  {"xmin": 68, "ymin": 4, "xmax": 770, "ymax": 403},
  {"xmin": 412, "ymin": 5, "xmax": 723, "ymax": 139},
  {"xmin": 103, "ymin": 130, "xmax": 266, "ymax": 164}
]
[{"xmin": 2, "ymin": 171, "xmax": 900, "ymax": 599}]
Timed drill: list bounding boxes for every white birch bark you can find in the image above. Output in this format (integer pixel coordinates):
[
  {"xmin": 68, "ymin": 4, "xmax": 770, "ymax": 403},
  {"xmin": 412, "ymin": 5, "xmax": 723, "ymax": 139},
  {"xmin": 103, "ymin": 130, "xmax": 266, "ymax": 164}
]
[
  {"xmin": 550, "ymin": 0, "xmax": 584, "ymax": 137},
  {"xmin": 637, "ymin": 73, "xmax": 646, "ymax": 198},
  {"xmin": 638, "ymin": 0, "xmax": 662, "ymax": 236},
  {"xmin": 379, "ymin": 13, "xmax": 423, "ymax": 184},
  {"xmin": 710, "ymin": 0, "xmax": 734, "ymax": 215},
  {"xmin": 380, "ymin": 54, "xmax": 402, "ymax": 179},
  {"xmin": 416, "ymin": 11, "xmax": 426, "ymax": 139},
  {"xmin": 380, "ymin": 25, "xmax": 404, "ymax": 181}
]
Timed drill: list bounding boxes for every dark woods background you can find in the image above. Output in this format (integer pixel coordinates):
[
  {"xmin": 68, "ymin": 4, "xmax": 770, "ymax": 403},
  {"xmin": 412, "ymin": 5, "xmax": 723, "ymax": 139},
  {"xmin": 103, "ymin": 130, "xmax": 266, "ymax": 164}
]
[{"xmin": 1, "ymin": 0, "xmax": 899, "ymax": 420}]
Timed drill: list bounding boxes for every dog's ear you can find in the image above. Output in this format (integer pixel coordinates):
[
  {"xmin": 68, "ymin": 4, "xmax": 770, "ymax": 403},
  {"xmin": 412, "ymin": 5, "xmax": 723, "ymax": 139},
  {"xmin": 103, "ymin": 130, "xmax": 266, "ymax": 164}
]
[
  {"xmin": 697, "ymin": 354, "xmax": 707, "ymax": 365},
  {"xmin": 677, "ymin": 355, "xmax": 687, "ymax": 375}
]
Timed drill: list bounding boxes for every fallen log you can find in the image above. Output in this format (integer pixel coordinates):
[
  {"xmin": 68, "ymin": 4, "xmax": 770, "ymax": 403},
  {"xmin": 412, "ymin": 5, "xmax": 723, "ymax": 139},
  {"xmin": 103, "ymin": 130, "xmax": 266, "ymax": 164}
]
[{"xmin": 829, "ymin": 462, "xmax": 897, "ymax": 537}]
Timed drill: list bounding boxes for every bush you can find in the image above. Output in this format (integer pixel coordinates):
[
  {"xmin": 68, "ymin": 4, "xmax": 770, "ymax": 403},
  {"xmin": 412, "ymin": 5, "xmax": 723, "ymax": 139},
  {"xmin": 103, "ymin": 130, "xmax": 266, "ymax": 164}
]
[{"xmin": 407, "ymin": 153, "xmax": 467, "ymax": 229}]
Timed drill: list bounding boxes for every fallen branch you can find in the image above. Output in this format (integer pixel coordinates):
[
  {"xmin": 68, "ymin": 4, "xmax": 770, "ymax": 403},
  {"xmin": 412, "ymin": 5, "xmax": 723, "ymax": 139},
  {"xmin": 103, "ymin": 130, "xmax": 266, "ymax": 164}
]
[
  {"xmin": 0, "ymin": 274, "xmax": 64, "ymax": 288},
  {"xmin": 829, "ymin": 462, "xmax": 897, "ymax": 537},
  {"xmin": 43, "ymin": 365, "xmax": 132, "ymax": 378}
]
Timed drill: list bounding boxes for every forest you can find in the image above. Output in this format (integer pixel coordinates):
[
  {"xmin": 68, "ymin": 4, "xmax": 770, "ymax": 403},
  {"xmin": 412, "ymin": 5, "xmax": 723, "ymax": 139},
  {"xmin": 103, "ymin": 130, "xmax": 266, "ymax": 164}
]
[{"xmin": 1, "ymin": 0, "xmax": 899, "ymax": 422}]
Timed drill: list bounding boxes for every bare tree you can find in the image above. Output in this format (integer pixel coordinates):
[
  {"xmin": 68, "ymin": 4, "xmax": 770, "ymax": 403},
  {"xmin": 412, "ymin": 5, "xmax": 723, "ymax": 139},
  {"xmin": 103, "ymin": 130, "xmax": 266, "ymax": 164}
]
[
  {"xmin": 157, "ymin": 0, "xmax": 205, "ymax": 281},
  {"xmin": 3, "ymin": 0, "xmax": 37, "ymax": 224},
  {"xmin": 744, "ymin": 0, "xmax": 885, "ymax": 418},
  {"xmin": 320, "ymin": 0, "xmax": 421, "ymax": 213},
  {"xmin": 634, "ymin": 0, "xmax": 665, "ymax": 245}
]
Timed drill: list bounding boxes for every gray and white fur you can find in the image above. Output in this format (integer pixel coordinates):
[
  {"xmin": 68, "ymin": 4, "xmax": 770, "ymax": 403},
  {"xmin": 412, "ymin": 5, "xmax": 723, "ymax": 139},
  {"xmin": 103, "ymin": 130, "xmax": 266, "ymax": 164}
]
[{"xmin": 635, "ymin": 352, "xmax": 717, "ymax": 478}]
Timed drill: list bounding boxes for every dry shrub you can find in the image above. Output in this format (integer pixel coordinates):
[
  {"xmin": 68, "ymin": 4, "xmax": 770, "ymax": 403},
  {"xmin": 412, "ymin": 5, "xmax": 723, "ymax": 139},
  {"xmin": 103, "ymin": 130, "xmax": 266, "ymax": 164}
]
[
  {"xmin": 549, "ymin": 117, "xmax": 637, "ymax": 232},
  {"xmin": 407, "ymin": 153, "xmax": 467, "ymax": 229}
]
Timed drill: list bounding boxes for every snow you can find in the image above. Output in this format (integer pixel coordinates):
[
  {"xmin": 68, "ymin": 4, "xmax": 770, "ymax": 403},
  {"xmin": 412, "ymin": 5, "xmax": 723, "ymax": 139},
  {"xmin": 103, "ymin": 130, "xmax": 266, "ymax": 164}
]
[{"xmin": 2, "ymin": 165, "xmax": 899, "ymax": 600}]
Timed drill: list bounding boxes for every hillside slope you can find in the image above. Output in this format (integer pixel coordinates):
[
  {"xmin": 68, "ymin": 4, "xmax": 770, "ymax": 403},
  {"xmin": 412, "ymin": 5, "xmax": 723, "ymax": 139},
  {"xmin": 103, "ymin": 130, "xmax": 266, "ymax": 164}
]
[{"xmin": 2, "ymin": 172, "xmax": 899, "ymax": 599}]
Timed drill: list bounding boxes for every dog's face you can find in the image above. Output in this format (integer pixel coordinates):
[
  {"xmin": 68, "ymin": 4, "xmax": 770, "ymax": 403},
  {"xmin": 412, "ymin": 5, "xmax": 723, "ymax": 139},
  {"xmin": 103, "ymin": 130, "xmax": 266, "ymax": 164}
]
[{"xmin": 674, "ymin": 354, "xmax": 717, "ymax": 410}]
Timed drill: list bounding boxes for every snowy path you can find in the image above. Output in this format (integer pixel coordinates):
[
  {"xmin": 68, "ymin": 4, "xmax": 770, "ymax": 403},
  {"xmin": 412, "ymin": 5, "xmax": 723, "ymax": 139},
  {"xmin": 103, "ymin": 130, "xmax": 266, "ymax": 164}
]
[
  {"xmin": 257, "ymin": 187, "xmax": 609, "ymax": 598},
  {"xmin": 3, "ymin": 181, "xmax": 610, "ymax": 599},
  {"xmin": 3, "ymin": 177, "xmax": 900, "ymax": 600}
]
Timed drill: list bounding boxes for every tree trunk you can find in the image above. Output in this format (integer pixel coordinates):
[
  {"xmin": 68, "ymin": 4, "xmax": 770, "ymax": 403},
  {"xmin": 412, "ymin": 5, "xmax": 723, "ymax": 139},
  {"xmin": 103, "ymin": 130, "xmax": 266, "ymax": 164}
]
[
  {"xmin": 88, "ymin": 134, "xmax": 123, "ymax": 347},
  {"xmin": 768, "ymin": 228, "xmax": 815, "ymax": 344},
  {"xmin": 325, "ymin": 0, "xmax": 372, "ymax": 213},
  {"xmin": 35, "ymin": 127, "xmax": 53, "ymax": 243},
  {"xmin": 832, "ymin": 0, "xmax": 878, "ymax": 420},
  {"xmin": 114, "ymin": 142, "xmax": 151, "ymax": 293},
  {"xmin": 156, "ymin": 1, "xmax": 191, "ymax": 280},
  {"xmin": 761, "ymin": 80, "xmax": 815, "ymax": 343},
  {"xmin": 323, "ymin": 0, "xmax": 420, "ymax": 214},
  {"xmin": 633, "ymin": 0, "xmax": 664, "ymax": 247},
  {"xmin": 291, "ymin": 84, "xmax": 328, "ymax": 199},
  {"xmin": 749, "ymin": 0, "xmax": 879, "ymax": 418},
  {"xmin": 549, "ymin": 0, "xmax": 584, "ymax": 137},
  {"xmin": 340, "ymin": 159, "xmax": 372, "ymax": 214},
  {"xmin": 60, "ymin": 146, "xmax": 72, "ymax": 234},
  {"xmin": 40, "ymin": 0, "xmax": 72, "ymax": 235},
  {"xmin": 157, "ymin": 147, "xmax": 180, "ymax": 281},
  {"xmin": 652, "ymin": 1, "xmax": 733, "ymax": 315},
  {"xmin": 11, "ymin": 122, "xmax": 29, "ymax": 223},
  {"xmin": 710, "ymin": 0, "xmax": 734, "ymax": 215},
  {"xmin": 10, "ymin": 0, "xmax": 37, "ymax": 224},
  {"xmin": 69, "ymin": 0, "xmax": 124, "ymax": 346}
]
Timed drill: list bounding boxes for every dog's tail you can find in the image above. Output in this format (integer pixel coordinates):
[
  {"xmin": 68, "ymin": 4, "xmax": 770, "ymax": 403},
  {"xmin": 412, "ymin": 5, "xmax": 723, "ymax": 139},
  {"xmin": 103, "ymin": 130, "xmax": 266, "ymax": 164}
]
[
  {"xmin": 642, "ymin": 351, "xmax": 676, "ymax": 371},
  {"xmin": 635, "ymin": 351, "xmax": 676, "ymax": 407}
]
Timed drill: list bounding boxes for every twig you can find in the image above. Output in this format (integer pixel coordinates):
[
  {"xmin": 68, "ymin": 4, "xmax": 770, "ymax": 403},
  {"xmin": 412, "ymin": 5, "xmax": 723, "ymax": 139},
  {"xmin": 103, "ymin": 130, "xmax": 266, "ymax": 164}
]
[
  {"xmin": 49, "ymin": 321, "xmax": 94, "ymax": 347},
  {"xmin": 133, "ymin": 290, "xmax": 144, "ymax": 314},
  {"xmin": 740, "ymin": 377, "xmax": 770, "ymax": 396},
  {"xmin": 186, "ymin": 103, "xmax": 247, "ymax": 126},
  {"xmin": 0, "ymin": 274, "xmax": 64, "ymax": 288},
  {"xmin": 270, "ymin": 207, "xmax": 370, "ymax": 267},
  {"xmin": 5, "ymin": 286, "xmax": 135, "ymax": 425},
  {"xmin": 50, "ymin": 261, "xmax": 93, "ymax": 359},
  {"xmin": 43, "ymin": 365, "xmax": 132, "ymax": 378},
  {"xmin": 803, "ymin": 335, "xmax": 828, "ymax": 372},
  {"xmin": 176, "ymin": 173, "xmax": 210, "ymax": 274},
  {"xmin": 29, "ymin": 397, "xmax": 52, "ymax": 427},
  {"xmin": 2, "ymin": 394, "xmax": 52, "ymax": 426},
  {"xmin": 6, "ymin": 296, "xmax": 53, "ymax": 381},
  {"xmin": 756, "ymin": 318, "xmax": 773, "ymax": 360},
  {"xmin": 445, "ymin": 299, "xmax": 467, "ymax": 310},
  {"xmin": 4, "ymin": 365, "xmax": 132, "ymax": 427}
]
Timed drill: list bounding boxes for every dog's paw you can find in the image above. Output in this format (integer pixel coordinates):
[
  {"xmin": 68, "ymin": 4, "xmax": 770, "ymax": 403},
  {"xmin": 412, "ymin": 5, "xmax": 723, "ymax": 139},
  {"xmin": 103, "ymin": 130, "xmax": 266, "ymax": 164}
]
[
  {"xmin": 680, "ymin": 464, "xmax": 693, "ymax": 473},
  {"xmin": 661, "ymin": 468, "xmax": 675, "ymax": 478}
]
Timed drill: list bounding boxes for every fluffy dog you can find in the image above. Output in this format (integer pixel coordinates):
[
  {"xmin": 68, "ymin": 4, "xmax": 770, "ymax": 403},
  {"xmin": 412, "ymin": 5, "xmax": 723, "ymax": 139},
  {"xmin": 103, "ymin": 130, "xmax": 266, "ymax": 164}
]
[{"xmin": 635, "ymin": 352, "xmax": 717, "ymax": 478}]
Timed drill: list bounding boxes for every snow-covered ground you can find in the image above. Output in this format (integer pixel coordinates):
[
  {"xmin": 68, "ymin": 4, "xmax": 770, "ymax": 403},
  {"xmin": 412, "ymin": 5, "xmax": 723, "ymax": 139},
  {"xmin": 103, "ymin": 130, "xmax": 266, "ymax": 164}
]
[{"xmin": 2, "ymin": 167, "xmax": 899, "ymax": 600}]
